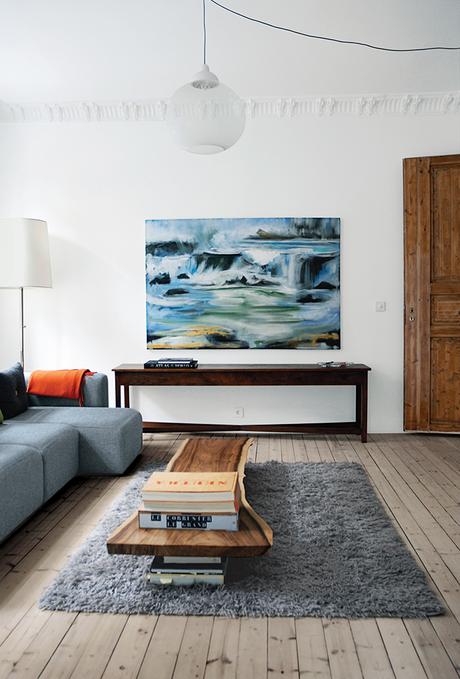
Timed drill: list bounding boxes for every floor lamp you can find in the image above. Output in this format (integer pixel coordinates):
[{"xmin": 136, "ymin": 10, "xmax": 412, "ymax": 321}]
[{"xmin": 0, "ymin": 218, "xmax": 52, "ymax": 367}]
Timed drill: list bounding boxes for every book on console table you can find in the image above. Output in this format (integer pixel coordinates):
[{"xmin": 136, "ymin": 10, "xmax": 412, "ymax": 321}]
[{"xmin": 144, "ymin": 358, "xmax": 198, "ymax": 369}]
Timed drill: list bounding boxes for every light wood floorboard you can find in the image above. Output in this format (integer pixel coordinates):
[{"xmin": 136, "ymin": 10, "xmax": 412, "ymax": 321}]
[{"xmin": 0, "ymin": 433, "xmax": 459, "ymax": 678}]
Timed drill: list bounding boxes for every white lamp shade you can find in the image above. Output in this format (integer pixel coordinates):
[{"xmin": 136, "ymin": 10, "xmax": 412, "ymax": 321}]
[
  {"xmin": 166, "ymin": 66, "xmax": 246, "ymax": 154},
  {"xmin": 0, "ymin": 218, "xmax": 52, "ymax": 288}
]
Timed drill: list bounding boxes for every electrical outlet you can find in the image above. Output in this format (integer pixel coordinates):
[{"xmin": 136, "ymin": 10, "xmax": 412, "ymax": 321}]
[
  {"xmin": 375, "ymin": 301, "xmax": 387, "ymax": 312},
  {"xmin": 234, "ymin": 406, "xmax": 244, "ymax": 418}
]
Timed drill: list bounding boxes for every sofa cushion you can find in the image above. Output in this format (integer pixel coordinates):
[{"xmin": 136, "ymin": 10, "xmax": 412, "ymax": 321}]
[
  {"xmin": 12, "ymin": 407, "xmax": 142, "ymax": 475},
  {"xmin": 0, "ymin": 363, "xmax": 28, "ymax": 419},
  {"xmin": 0, "ymin": 443, "xmax": 44, "ymax": 543},
  {"xmin": 0, "ymin": 422, "xmax": 79, "ymax": 501}
]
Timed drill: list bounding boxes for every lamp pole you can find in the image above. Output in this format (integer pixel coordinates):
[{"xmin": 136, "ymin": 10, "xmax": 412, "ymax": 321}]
[{"xmin": 20, "ymin": 287, "xmax": 25, "ymax": 368}]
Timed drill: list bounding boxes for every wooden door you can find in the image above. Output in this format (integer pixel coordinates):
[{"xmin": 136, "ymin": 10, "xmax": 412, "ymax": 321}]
[{"xmin": 404, "ymin": 154, "xmax": 460, "ymax": 432}]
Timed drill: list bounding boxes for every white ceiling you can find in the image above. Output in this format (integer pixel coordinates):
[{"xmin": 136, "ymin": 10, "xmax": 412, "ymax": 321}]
[{"xmin": 0, "ymin": 0, "xmax": 459, "ymax": 102}]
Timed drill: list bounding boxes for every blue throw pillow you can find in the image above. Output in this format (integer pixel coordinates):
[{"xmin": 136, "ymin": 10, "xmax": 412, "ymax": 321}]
[{"xmin": 0, "ymin": 363, "xmax": 28, "ymax": 419}]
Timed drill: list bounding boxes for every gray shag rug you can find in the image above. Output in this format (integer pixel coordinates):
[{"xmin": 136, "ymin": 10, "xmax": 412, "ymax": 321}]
[{"xmin": 39, "ymin": 460, "xmax": 443, "ymax": 618}]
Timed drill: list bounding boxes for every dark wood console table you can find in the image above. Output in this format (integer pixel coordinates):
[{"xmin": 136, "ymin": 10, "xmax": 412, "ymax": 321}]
[{"xmin": 113, "ymin": 364, "xmax": 371, "ymax": 442}]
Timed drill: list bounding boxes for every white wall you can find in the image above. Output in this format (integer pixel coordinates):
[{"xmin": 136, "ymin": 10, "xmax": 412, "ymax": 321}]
[
  {"xmin": 0, "ymin": 0, "xmax": 459, "ymax": 431},
  {"xmin": 0, "ymin": 112, "xmax": 458, "ymax": 431},
  {"xmin": 0, "ymin": 0, "xmax": 459, "ymax": 99}
]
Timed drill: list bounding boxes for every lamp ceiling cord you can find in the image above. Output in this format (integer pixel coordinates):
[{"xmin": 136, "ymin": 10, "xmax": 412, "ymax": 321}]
[
  {"xmin": 203, "ymin": 0, "xmax": 207, "ymax": 64},
  {"xmin": 207, "ymin": 0, "xmax": 460, "ymax": 52}
]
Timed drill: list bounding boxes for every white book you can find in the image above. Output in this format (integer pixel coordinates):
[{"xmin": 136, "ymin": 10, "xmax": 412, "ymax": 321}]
[
  {"xmin": 163, "ymin": 555, "xmax": 222, "ymax": 564},
  {"xmin": 138, "ymin": 511, "xmax": 239, "ymax": 531},
  {"xmin": 142, "ymin": 501, "xmax": 238, "ymax": 514},
  {"xmin": 150, "ymin": 556, "xmax": 227, "ymax": 575},
  {"xmin": 145, "ymin": 572, "xmax": 225, "ymax": 586},
  {"xmin": 142, "ymin": 471, "xmax": 239, "ymax": 503}
]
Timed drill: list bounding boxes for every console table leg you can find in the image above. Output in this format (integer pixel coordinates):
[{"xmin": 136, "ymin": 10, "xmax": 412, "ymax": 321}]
[
  {"xmin": 358, "ymin": 380, "xmax": 368, "ymax": 443},
  {"xmin": 356, "ymin": 384, "xmax": 362, "ymax": 428},
  {"xmin": 115, "ymin": 377, "xmax": 121, "ymax": 408},
  {"xmin": 124, "ymin": 385, "xmax": 130, "ymax": 408}
]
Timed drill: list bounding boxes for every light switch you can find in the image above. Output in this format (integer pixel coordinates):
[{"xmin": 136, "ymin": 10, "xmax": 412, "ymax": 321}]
[{"xmin": 376, "ymin": 301, "xmax": 387, "ymax": 312}]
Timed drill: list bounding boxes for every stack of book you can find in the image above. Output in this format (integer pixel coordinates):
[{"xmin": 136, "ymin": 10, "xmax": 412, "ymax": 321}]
[
  {"xmin": 146, "ymin": 556, "xmax": 228, "ymax": 585},
  {"xmin": 139, "ymin": 470, "xmax": 240, "ymax": 585},
  {"xmin": 144, "ymin": 357, "xmax": 198, "ymax": 369},
  {"xmin": 138, "ymin": 471, "xmax": 240, "ymax": 531}
]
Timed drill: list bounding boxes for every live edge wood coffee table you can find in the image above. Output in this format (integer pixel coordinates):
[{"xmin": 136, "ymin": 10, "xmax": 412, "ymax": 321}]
[{"xmin": 107, "ymin": 437, "xmax": 273, "ymax": 558}]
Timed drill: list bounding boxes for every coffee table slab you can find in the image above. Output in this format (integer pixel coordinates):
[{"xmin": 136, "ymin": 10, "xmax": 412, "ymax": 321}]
[{"xmin": 106, "ymin": 437, "xmax": 273, "ymax": 558}]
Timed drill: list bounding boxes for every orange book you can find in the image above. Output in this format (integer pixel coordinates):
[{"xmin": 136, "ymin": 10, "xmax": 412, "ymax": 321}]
[{"xmin": 142, "ymin": 471, "xmax": 239, "ymax": 503}]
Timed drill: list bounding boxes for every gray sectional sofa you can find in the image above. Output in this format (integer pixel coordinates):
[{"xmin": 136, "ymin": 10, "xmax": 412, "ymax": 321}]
[{"xmin": 0, "ymin": 368, "xmax": 143, "ymax": 543}]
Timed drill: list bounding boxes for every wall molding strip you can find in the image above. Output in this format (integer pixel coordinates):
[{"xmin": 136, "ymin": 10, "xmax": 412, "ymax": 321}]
[{"xmin": 0, "ymin": 91, "xmax": 459, "ymax": 123}]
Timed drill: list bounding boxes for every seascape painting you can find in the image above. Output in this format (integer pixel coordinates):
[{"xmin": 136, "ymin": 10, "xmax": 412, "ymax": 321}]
[{"xmin": 145, "ymin": 217, "xmax": 340, "ymax": 349}]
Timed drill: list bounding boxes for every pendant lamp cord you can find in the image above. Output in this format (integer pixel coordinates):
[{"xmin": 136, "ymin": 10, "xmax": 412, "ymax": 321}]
[
  {"xmin": 203, "ymin": 0, "xmax": 207, "ymax": 64},
  {"xmin": 208, "ymin": 0, "xmax": 460, "ymax": 52}
]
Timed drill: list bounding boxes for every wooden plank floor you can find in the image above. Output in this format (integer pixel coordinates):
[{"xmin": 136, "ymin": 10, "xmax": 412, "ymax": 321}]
[{"xmin": 1, "ymin": 432, "xmax": 460, "ymax": 678}]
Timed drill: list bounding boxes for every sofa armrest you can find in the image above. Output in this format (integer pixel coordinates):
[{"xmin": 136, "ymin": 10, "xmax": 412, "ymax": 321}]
[
  {"xmin": 81, "ymin": 373, "xmax": 109, "ymax": 407},
  {"xmin": 26, "ymin": 372, "xmax": 109, "ymax": 408}
]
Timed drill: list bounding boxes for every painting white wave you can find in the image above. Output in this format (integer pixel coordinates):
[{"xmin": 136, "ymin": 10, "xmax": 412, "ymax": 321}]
[{"xmin": 145, "ymin": 217, "xmax": 340, "ymax": 349}]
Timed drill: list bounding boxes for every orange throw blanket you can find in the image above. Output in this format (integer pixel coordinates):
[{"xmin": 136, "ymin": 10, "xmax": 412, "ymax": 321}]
[{"xmin": 28, "ymin": 369, "xmax": 94, "ymax": 406}]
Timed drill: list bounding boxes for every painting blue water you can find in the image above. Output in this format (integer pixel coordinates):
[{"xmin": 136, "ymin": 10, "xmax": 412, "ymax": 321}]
[{"xmin": 145, "ymin": 217, "xmax": 340, "ymax": 349}]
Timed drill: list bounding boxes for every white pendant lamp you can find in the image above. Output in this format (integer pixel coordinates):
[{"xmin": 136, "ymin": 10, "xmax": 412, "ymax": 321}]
[{"xmin": 166, "ymin": 1, "xmax": 245, "ymax": 154}]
